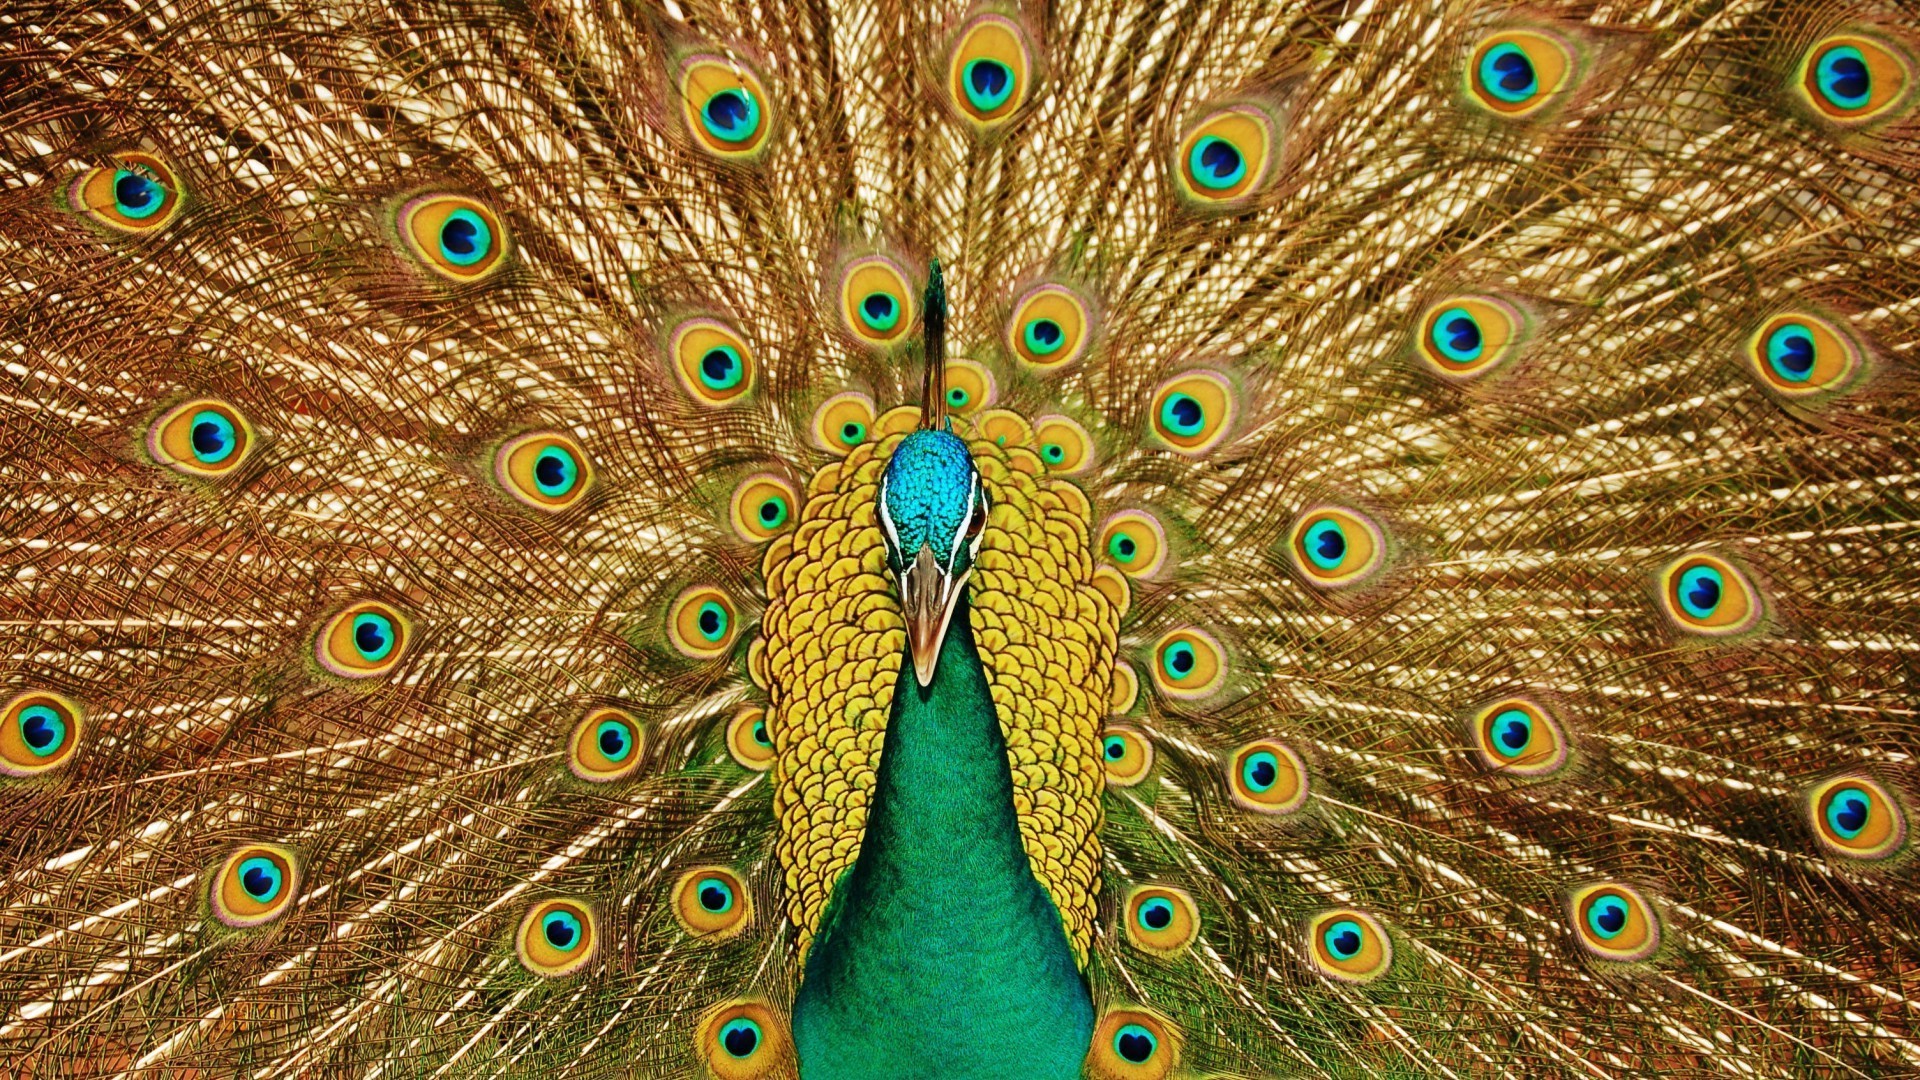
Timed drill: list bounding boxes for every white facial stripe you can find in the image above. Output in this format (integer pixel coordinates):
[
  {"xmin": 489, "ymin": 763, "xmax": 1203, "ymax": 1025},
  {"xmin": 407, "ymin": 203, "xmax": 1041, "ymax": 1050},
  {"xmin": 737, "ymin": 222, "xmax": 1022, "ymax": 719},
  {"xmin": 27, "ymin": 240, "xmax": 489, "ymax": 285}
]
[
  {"xmin": 948, "ymin": 475, "xmax": 977, "ymax": 568},
  {"xmin": 877, "ymin": 476, "xmax": 900, "ymax": 555}
]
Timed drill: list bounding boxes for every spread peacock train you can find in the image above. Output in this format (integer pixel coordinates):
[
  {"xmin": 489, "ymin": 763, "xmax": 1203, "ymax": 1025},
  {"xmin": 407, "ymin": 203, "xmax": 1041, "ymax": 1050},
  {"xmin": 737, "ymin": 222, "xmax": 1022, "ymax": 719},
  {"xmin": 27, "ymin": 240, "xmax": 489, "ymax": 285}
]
[{"xmin": 1, "ymin": 0, "xmax": 1917, "ymax": 1077}]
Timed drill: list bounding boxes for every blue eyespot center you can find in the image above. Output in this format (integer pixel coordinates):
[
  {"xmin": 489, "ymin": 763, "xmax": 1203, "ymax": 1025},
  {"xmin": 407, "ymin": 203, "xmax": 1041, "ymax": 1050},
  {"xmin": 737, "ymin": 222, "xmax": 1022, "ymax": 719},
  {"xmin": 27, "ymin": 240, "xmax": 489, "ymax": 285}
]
[
  {"xmin": 238, "ymin": 856, "xmax": 283, "ymax": 902},
  {"xmin": 1042, "ymin": 443, "xmax": 1066, "ymax": 463},
  {"xmin": 703, "ymin": 89, "xmax": 760, "ymax": 143},
  {"xmin": 963, "ymin": 58, "xmax": 1014, "ymax": 111},
  {"xmin": 1676, "ymin": 565, "xmax": 1723, "ymax": 619},
  {"xmin": 1434, "ymin": 309, "xmax": 1484, "ymax": 362},
  {"xmin": 1587, "ymin": 895, "xmax": 1629, "ymax": 939},
  {"xmin": 859, "ymin": 292, "xmax": 900, "ymax": 332},
  {"xmin": 1160, "ymin": 393, "xmax": 1205, "ymax": 436},
  {"xmin": 1114, "ymin": 1024, "xmax": 1157, "ymax": 1064},
  {"xmin": 1109, "ymin": 534, "xmax": 1137, "ymax": 561},
  {"xmin": 533, "ymin": 447, "xmax": 578, "ymax": 496},
  {"xmin": 752, "ymin": 720, "xmax": 771, "ymax": 747},
  {"xmin": 1828, "ymin": 788, "xmax": 1872, "ymax": 838},
  {"xmin": 1481, "ymin": 43, "xmax": 1538, "ymax": 103},
  {"xmin": 1138, "ymin": 898, "xmax": 1174, "ymax": 931},
  {"xmin": 1324, "ymin": 919, "xmax": 1364, "ymax": 960},
  {"xmin": 699, "ymin": 346, "xmax": 743, "ymax": 390},
  {"xmin": 352, "ymin": 613, "xmax": 395, "ymax": 661},
  {"xmin": 1492, "ymin": 709, "xmax": 1533, "ymax": 758},
  {"xmin": 595, "ymin": 720, "xmax": 631, "ymax": 762},
  {"xmin": 1304, "ymin": 519, "xmax": 1347, "ymax": 570},
  {"xmin": 1162, "ymin": 642, "xmax": 1196, "ymax": 678},
  {"xmin": 1817, "ymin": 46, "xmax": 1871, "ymax": 109},
  {"xmin": 1766, "ymin": 325, "xmax": 1817, "ymax": 382},
  {"xmin": 947, "ymin": 387, "xmax": 969, "ymax": 407},
  {"xmin": 697, "ymin": 601, "xmax": 728, "ymax": 642},
  {"xmin": 1188, "ymin": 135, "xmax": 1246, "ymax": 191},
  {"xmin": 1243, "ymin": 751, "xmax": 1279, "ymax": 793},
  {"xmin": 1024, "ymin": 318, "xmax": 1064, "ymax": 355},
  {"xmin": 697, "ymin": 878, "xmax": 734, "ymax": 913},
  {"xmin": 113, "ymin": 169, "xmax": 162, "ymax": 219},
  {"xmin": 758, "ymin": 498, "xmax": 788, "ymax": 526},
  {"xmin": 720, "ymin": 1018, "xmax": 761, "ymax": 1058},
  {"xmin": 189, "ymin": 410, "xmax": 236, "ymax": 464},
  {"xmin": 18, "ymin": 705, "xmax": 66, "ymax": 757},
  {"xmin": 437, "ymin": 209, "xmax": 492, "ymax": 267},
  {"xmin": 542, "ymin": 909, "xmax": 581, "ymax": 950},
  {"xmin": 839, "ymin": 421, "xmax": 866, "ymax": 444},
  {"xmin": 1104, "ymin": 735, "xmax": 1127, "ymax": 760}
]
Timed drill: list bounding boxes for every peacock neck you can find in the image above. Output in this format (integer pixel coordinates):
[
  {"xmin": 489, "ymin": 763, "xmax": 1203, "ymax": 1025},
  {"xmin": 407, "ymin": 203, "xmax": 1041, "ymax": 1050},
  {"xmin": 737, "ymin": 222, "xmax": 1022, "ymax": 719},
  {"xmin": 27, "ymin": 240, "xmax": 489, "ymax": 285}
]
[{"xmin": 790, "ymin": 595, "xmax": 1094, "ymax": 1080}]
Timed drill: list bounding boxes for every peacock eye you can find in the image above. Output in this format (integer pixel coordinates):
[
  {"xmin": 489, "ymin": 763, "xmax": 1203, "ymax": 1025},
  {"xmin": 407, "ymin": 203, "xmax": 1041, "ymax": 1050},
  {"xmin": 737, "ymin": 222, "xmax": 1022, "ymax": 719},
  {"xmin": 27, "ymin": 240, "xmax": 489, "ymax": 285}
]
[
  {"xmin": 1468, "ymin": 29, "xmax": 1576, "ymax": 118},
  {"xmin": 947, "ymin": 14, "xmax": 1032, "ymax": 128},
  {"xmin": 680, "ymin": 58, "xmax": 774, "ymax": 159},
  {"xmin": 1799, "ymin": 34, "xmax": 1914, "ymax": 124},
  {"xmin": 396, "ymin": 194, "xmax": 509, "ymax": 281}
]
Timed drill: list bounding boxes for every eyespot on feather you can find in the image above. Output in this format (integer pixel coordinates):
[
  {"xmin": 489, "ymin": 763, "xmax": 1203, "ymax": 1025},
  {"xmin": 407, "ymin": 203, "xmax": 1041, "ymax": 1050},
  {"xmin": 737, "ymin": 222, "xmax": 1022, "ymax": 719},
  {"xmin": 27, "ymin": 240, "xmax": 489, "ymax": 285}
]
[
  {"xmin": 948, "ymin": 14, "xmax": 1033, "ymax": 128},
  {"xmin": 672, "ymin": 866, "xmax": 753, "ymax": 940},
  {"xmin": 1467, "ymin": 697, "xmax": 1570, "ymax": 779},
  {"xmin": 567, "ymin": 707, "xmax": 644, "ymax": 782},
  {"xmin": 1653, "ymin": 553, "xmax": 1764, "ymax": 637},
  {"xmin": 1566, "ymin": 883, "xmax": 1661, "ymax": 963},
  {"xmin": 696, "ymin": 1000, "xmax": 794, "ymax": 1079},
  {"xmin": 147, "ymin": 399, "xmax": 253, "ymax": 479},
  {"xmin": 1173, "ymin": 105, "xmax": 1279, "ymax": 207},
  {"xmin": 839, "ymin": 257, "xmax": 916, "ymax": 347},
  {"xmin": 680, "ymin": 57, "xmax": 774, "ymax": 159},
  {"xmin": 668, "ymin": 587, "xmax": 739, "ymax": 659},
  {"xmin": 1100, "ymin": 511, "xmax": 1169, "ymax": 579},
  {"xmin": 1227, "ymin": 740, "xmax": 1309, "ymax": 814},
  {"xmin": 1305, "ymin": 908, "xmax": 1393, "ymax": 983},
  {"xmin": 1108, "ymin": 662, "xmax": 1141, "ymax": 715},
  {"xmin": 1090, "ymin": 566, "xmax": 1132, "ymax": 619},
  {"xmin": 494, "ymin": 432, "xmax": 593, "ymax": 511},
  {"xmin": 1124, "ymin": 885, "xmax": 1198, "ymax": 954},
  {"xmin": 208, "ymin": 844, "xmax": 301, "ymax": 929},
  {"xmin": 1796, "ymin": 32, "xmax": 1915, "ymax": 125},
  {"xmin": 670, "ymin": 318, "xmax": 756, "ymax": 406},
  {"xmin": 730, "ymin": 474, "xmax": 799, "ymax": 542},
  {"xmin": 1086, "ymin": 1008, "xmax": 1180, "ymax": 1080},
  {"xmin": 940, "ymin": 358, "xmax": 994, "ymax": 414},
  {"xmin": 1101, "ymin": 726, "xmax": 1153, "ymax": 787},
  {"xmin": 1806, "ymin": 776, "xmax": 1909, "ymax": 861},
  {"xmin": 1744, "ymin": 312, "xmax": 1868, "ymax": 401},
  {"xmin": 1415, "ymin": 296, "xmax": 1527, "ymax": 381},
  {"xmin": 1286, "ymin": 505, "xmax": 1388, "ymax": 589},
  {"xmin": 516, "ymin": 898, "xmax": 598, "ymax": 976},
  {"xmin": 1008, "ymin": 284, "xmax": 1093, "ymax": 370},
  {"xmin": 1029, "ymin": 414, "xmax": 1093, "ymax": 473},
  {"xmin": 1149, "ymin": 628, "xmax": 1224, "ymax": 700},
  {"xmin": 812, "ymin": 391, "xmax": 877, "ymax": 454},
  {"xmin": 1467, "ymin": 29, "xmax": 1577, "ymax": 118},
  {"xmin": 1149, "ymin": 370, "xmax": 1234, "ymax": 454},
  {"xmin": 728, "ymin": 706, "xmax": 777, "ymax": 771},
  {"xmin": 1, "ymin": 692, "xmax": 83, "ymax": 778},
  {"xmin": 315, "ymin": 601, "xmax": 411, "ymax": 679},
  {"xmin": 396, "ymin": 194, "xmax": 508, "ymax": 281},
  {"xmin": 65, "ymin": 152, "xmax": 184, "ymax": 233}
]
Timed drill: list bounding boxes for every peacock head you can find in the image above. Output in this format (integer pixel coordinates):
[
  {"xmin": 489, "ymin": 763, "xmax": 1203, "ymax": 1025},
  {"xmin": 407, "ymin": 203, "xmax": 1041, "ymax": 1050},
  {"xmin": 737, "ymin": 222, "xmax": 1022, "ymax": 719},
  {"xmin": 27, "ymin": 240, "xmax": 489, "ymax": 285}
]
[
  {"xmin": 877, "ymin": 258, "xmax": 988, "ymax": 687},
  {"xmin": 879, "ymin": 428, "xmax": 988, "ymax": 686}
]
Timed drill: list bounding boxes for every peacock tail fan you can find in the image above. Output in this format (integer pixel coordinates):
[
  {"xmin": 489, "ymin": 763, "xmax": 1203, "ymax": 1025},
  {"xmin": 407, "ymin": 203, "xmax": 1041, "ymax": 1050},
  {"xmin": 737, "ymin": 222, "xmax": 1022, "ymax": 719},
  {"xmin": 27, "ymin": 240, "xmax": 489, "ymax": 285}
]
[{"xmin": 2, "ymin": 0, "xmax": 1917, "ymax": 1077}]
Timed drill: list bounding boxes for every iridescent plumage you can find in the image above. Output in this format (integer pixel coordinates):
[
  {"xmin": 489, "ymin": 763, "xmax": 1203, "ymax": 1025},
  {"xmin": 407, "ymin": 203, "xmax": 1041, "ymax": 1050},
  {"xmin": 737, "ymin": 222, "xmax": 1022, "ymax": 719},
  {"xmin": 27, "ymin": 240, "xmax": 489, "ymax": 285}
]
[{"xmin": 2, "ymin": 1, "xmax": 1919, "ymax": 1077}]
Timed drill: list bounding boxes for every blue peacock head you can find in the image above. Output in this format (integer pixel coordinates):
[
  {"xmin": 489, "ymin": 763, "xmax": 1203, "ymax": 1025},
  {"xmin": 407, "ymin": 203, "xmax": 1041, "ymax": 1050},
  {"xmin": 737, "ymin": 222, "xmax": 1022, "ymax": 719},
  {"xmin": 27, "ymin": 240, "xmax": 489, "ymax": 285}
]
[{"xmin": 877, "ymin": 261, "xmax": 988, "ymax": 686}]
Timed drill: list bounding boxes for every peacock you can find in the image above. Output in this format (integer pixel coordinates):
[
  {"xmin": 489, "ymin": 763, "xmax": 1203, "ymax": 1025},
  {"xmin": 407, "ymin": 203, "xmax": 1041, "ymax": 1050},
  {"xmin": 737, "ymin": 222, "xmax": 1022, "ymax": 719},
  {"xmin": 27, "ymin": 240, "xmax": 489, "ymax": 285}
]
[{"xmin": 3, "ymin": 0, "xmax": 1919, "ymax": 1075}]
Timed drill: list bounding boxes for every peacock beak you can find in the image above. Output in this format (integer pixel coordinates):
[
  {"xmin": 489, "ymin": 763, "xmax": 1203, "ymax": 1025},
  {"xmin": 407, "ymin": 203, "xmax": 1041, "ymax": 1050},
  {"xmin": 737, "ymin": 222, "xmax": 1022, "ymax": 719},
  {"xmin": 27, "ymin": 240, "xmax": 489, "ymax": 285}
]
[{"xmin": 900, "ymin": 544, "xmax": 968, "ymax": 688}]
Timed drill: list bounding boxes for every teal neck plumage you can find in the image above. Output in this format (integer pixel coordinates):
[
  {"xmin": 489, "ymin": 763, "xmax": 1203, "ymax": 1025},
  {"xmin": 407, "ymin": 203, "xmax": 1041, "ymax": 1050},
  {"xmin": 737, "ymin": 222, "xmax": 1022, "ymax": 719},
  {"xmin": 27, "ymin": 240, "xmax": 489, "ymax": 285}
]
[{"xmin": 791, "ymin": 597, "xmax": 1094, "ymax": 1079}]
